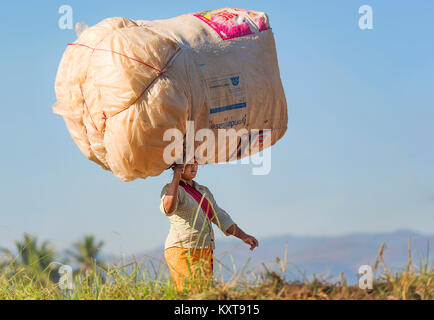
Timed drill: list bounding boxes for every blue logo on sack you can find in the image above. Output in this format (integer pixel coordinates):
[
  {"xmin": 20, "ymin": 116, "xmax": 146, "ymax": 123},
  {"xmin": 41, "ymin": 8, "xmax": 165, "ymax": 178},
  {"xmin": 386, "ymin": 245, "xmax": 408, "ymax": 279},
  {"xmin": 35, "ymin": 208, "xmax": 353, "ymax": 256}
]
[{"xmin": 230, "ymin": 76, "xmax": 240, "ymax": 86}]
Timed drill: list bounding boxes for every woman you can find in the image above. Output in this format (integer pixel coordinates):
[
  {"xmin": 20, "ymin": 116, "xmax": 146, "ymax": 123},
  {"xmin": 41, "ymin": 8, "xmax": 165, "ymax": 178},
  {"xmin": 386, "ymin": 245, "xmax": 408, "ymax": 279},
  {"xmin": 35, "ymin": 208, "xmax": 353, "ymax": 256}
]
[{"xmin": 160, "ymin": 162, "xmax": 259, "ymax": 291}]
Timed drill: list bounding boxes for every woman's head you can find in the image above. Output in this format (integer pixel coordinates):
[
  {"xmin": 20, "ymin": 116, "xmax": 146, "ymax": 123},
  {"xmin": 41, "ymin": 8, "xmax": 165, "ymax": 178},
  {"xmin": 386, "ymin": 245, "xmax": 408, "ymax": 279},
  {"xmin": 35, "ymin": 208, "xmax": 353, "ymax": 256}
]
[{"xmin": 181, "ymin": 162, "xmax": 198, "ymax": 180}]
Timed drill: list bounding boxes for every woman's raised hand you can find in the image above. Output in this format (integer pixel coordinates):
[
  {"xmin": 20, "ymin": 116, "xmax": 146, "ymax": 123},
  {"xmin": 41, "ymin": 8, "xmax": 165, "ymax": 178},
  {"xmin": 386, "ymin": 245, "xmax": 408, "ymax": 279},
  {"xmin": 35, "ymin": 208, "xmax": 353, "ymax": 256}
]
[
  {"xmin": 172, "ymin": 163, "xmax": 185, "ymax": 176},
  {"xmin": 163, "ymin": 164, "xmax": 185, "ymax": 214}
]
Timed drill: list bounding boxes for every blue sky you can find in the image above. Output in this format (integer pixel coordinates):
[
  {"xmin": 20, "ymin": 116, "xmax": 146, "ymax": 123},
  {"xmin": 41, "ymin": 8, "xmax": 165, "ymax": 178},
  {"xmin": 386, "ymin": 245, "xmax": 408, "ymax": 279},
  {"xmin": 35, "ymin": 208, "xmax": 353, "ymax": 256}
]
[{"xmin": 0, "ymin": 1, "xmax": 433, "ymax": 256}]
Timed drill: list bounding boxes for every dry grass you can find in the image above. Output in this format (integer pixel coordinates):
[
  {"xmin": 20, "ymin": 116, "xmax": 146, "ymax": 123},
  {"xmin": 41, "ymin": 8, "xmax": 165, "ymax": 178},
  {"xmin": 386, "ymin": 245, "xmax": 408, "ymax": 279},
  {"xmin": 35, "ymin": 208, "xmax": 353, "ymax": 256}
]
[{"xmin": 0, "ymin": 241, "xmax": 432, "ymax": 300}]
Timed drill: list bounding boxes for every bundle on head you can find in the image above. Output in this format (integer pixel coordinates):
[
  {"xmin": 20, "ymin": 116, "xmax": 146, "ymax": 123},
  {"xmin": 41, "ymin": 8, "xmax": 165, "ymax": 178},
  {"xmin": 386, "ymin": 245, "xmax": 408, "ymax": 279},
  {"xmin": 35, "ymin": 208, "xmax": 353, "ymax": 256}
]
[{"xmin": 53, "ymin": 8, "xmax": 288, "ymax": 181}]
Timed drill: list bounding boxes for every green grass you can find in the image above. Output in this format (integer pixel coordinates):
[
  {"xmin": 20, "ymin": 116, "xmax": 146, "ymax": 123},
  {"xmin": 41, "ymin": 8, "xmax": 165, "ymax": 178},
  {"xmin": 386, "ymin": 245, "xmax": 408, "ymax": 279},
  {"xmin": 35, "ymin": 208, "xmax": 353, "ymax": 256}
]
[{"xmin": 0, "ymin": 242, "xmax": 432, "ymax": 300}]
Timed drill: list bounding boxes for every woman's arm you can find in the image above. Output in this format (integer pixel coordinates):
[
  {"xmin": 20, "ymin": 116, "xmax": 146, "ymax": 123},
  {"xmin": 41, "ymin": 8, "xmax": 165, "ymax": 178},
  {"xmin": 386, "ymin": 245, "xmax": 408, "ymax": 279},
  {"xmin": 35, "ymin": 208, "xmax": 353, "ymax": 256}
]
[
  {"xmin": 226, "ymin": 224, "xmax": 259, "ymax": 251},
  {"xmin": 162, "ymin": 165, "xmax": 184, "ymax": 214},
  {"xmin": 204, "ymin": 188, "xmax": 258, "ymax": 251}
]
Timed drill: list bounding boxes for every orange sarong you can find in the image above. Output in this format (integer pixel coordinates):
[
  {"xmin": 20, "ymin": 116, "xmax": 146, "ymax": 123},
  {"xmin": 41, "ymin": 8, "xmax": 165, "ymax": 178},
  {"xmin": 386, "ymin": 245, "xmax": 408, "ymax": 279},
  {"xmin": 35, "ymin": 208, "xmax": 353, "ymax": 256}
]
[{"xmin": 164, "ymin": 246, "xmax": 214, "ymax": 291}]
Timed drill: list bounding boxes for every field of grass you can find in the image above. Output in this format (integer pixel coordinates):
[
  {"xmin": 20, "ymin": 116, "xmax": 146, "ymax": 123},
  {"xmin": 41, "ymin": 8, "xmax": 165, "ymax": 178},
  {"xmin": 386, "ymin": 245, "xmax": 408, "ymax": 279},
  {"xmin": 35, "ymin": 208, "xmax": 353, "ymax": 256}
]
[{"xmin": 0, "ymin": 240, "xmax": 432, "ymax": 300}]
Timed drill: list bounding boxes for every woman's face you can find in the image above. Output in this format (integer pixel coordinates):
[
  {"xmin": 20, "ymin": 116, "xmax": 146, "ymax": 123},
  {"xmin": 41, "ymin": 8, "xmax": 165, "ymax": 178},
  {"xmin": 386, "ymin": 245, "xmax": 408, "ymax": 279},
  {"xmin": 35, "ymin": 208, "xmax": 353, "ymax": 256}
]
[{"xmin": 181, "ymin": 162, "xmax": 198, "ymax": 180}]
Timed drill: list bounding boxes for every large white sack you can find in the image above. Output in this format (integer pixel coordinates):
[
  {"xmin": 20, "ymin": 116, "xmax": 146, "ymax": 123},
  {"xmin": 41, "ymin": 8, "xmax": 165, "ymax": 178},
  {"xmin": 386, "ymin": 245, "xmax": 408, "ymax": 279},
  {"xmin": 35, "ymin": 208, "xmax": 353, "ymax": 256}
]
[{"xmin": 53, "ymin": 8, "xmax": 288, "ymax": 181}]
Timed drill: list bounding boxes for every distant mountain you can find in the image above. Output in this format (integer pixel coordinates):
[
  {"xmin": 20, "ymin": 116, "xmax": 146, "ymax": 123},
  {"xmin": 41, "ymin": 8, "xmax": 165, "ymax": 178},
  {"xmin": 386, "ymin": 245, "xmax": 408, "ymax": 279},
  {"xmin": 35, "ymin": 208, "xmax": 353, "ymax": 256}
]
[{"xmin": 113, "ymin": 230, "xmax": 433, "ymax": 284}]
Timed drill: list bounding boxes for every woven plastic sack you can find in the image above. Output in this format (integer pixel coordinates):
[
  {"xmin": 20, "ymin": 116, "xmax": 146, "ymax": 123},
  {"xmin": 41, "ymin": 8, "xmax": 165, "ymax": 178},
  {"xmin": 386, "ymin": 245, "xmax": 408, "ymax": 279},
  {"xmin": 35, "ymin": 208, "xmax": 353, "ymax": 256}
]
[{"xmin": 53, "ymin": 8, "xmax": 287, "ymax": 181}]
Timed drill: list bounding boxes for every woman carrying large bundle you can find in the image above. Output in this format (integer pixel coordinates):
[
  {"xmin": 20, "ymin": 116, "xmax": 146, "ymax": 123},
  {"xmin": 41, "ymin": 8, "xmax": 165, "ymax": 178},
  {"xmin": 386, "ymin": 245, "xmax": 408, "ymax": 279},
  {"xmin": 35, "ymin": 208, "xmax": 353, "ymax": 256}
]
[{"xmin": 160, "ymin": 162, "xmax": 258, "ymax": 291}]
